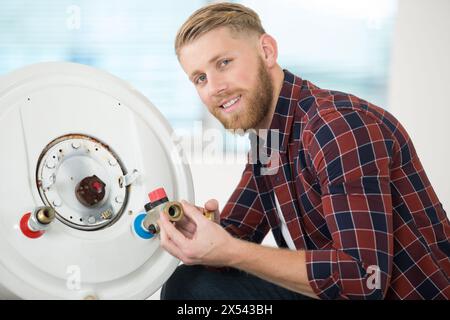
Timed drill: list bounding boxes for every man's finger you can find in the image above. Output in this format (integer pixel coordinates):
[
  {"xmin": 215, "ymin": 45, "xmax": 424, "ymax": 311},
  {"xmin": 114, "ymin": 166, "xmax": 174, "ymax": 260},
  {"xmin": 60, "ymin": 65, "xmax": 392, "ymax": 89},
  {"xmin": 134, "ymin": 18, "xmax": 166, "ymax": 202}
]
[
  {"xmin": 204, "ymin": 199, "xmax": 220, "ymax": 222},
  {"xmin": 180, "ymin": 200, "xmax": 206, "ymax": 224},
  {"xmin": 204, "ymin": 199, "xmax": 219, "ymax": 212},
  {"xmin": 159, "ymin": 212, "xmax": 188, "ymax": 248},
  {"xmin": 159, "ymin": 221, "xmax": 185, "ymax": 260},
  {"xmin": 176, "ymin": 216, "xmax": 196, "ymax": 234},
  {"xmin": 177, "ymin": 225, "xmax": 195, "ymax": 239}
]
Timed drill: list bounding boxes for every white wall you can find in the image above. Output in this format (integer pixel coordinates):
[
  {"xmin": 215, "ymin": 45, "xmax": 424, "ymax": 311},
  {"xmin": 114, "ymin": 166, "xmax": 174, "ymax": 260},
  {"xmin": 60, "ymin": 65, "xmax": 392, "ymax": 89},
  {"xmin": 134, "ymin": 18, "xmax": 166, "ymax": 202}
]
[
  {"xmin": 388, "ymin": 0, "xmax": 450, "ymax": 212},
  {"xmin": 190, "ymin": 162, "xmax": 245, "ymax": 211}
]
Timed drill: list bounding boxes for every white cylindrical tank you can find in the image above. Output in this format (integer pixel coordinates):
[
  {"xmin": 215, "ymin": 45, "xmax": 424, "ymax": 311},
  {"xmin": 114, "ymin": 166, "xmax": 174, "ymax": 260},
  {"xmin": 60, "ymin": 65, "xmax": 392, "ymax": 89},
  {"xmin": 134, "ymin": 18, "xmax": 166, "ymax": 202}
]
[{"xmin": 0, "ymin": 62, "xmax": 193, "ymax": 299}]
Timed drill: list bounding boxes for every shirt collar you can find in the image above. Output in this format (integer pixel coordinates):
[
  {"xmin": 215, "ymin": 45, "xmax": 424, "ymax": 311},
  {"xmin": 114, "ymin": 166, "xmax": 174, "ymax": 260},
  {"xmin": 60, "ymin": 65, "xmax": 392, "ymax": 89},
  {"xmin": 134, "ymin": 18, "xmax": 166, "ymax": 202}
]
[{"xmin": 249, "ymin": 69, "xmax": 302, "ymax": 159}]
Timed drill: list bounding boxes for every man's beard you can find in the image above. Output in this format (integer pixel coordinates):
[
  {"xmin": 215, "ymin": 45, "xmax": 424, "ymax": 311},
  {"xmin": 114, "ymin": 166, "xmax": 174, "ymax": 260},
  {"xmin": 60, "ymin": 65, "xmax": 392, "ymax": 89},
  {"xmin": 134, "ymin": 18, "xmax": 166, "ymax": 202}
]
[{"xmin": 212, "ymin": 58, "xmax": 274, "ymax": 131}]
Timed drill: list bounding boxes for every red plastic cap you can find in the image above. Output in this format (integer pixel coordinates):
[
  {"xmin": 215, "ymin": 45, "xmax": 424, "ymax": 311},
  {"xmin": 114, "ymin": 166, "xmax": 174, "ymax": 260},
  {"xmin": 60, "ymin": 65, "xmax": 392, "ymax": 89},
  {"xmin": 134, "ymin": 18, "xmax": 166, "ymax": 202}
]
[
  {"xmin": 148, "ymin": 187, "xmax": 167, "ymax": 202},
  {"xmin": 20, "ymin": 212, "xmax": 44, "ymax": 239}
]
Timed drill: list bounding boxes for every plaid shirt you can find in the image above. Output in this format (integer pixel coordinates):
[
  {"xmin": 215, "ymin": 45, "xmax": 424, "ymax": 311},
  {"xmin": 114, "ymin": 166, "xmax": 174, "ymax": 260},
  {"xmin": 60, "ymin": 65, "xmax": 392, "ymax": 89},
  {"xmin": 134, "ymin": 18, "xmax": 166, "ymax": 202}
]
[{"xmin": 220, "ymin": 70, "xmax": 450, "ymax": 300}]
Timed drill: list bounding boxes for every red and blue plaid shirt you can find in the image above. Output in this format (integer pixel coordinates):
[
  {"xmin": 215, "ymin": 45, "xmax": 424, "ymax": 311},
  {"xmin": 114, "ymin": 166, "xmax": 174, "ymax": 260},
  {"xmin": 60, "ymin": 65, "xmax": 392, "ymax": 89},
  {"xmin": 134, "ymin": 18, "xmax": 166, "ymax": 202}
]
[{"xmin": 220, "ymin": 70, "xmax": 450, "ymax": 299}]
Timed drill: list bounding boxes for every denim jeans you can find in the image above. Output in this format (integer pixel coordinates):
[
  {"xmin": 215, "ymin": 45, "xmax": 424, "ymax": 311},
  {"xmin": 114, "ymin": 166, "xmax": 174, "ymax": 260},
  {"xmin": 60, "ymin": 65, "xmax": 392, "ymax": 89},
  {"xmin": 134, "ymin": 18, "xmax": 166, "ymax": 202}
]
[{"xmin": 160, "ymin": 264, "xmax": 314, "ymax": 300}]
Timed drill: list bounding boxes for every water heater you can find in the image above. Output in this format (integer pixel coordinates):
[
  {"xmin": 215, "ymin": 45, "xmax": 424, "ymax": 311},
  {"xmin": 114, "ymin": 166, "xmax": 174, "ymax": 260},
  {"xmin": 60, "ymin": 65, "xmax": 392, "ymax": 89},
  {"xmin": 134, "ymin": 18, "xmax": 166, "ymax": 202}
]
[{"xmin": 0, "ymin": 62, "xmax": 193, "ymax": 299}]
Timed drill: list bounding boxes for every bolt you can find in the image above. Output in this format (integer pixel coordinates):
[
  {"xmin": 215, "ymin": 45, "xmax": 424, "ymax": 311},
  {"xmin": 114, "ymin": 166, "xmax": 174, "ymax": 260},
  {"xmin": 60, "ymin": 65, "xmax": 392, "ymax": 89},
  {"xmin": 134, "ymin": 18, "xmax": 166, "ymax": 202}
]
[
  {"xmin": 46, "ymin": 159, "xmax": 56, "ymax": 169},
  {"xmin": 109, "ymin": 159, "xmax": 117, "ymax": 166},
  {"xmin": 52, "ymin": 199, "xmax": 62, "ymax": 207},
  {"xmin": 88, "ymin": 216, "xmax": 96, "ymax": 224},
  {"xmin": 72, "ymin": 141, "xmax": 80, "ymax": 149},
  {"xmin": 148, "ymin": 224, "xmax": 159, "ymax": 235},
  {"xmin": 44, "ymin": 174, "xmax": 56, "ymax": 190},
  {"xmin": 115, "ymin": 195, "xmax": 124, "ymax": 204}
]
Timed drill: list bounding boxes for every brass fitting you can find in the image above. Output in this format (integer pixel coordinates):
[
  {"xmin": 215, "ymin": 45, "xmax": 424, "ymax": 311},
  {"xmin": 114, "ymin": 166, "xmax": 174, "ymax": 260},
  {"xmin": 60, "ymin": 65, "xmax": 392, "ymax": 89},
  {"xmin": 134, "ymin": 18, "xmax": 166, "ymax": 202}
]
[
  {"xmin": 36, "ymin": 207, "xmax": 56, "ymax": 225},
  {"xmin": 143, "ymin": 198, "xmax": 215, "ymax": 236},
  {"xmin": 203, "ymin": 209, "xmax": 215, "ymax": 221},
  {"xmin": 28, "ymin": 206, "xmax": 56, "ymax": 232},
  {"xmin": 143, "ymin": 201, "xmax": 184, "ymax": 235},
  {"xmin": 163, "ymin": 201, "xmax": 184, "ymax": 222}
]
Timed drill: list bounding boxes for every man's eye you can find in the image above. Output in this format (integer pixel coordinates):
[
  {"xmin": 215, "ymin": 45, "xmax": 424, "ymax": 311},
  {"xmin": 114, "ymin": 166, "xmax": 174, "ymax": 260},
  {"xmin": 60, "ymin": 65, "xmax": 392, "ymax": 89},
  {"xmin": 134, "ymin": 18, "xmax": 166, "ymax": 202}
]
[
  {"xmin": 196, "ymin": 74, "xmax": 206, "ymax": 84},
  {"xmin": 220, "ymin": 59, "xmax": 230, "ymax": 67}
]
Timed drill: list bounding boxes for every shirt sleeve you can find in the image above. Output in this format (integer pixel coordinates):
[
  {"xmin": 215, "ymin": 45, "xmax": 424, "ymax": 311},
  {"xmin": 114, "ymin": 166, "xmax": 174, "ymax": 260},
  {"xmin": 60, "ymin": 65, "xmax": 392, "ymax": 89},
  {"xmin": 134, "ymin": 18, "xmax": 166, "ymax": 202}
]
[
  {"xmin": 303, "ymin": 109, "xmax": 394, "ymax": 300},
  {"xmin": 220, "ymin": 163, "xmax": 271, "ymax": 244}
]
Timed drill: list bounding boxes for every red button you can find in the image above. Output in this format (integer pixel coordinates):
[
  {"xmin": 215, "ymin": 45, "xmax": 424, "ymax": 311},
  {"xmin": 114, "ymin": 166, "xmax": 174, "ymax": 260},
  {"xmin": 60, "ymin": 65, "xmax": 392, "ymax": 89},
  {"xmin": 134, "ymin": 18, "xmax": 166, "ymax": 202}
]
[
  {"xmin": 148, "ymin": 187, "xmax": 167, "ymax": 202},
  {"xmin": 91, "ymin": 181, "xmax": 103, "ymax": 193}
]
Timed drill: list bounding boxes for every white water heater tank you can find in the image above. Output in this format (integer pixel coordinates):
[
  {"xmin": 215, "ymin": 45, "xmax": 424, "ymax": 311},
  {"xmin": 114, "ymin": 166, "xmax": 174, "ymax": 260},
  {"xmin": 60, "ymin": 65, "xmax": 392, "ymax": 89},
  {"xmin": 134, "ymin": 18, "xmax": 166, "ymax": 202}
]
[{"xmin": 0, "ymin": 62, "xmax": 193, "ymax": 299}]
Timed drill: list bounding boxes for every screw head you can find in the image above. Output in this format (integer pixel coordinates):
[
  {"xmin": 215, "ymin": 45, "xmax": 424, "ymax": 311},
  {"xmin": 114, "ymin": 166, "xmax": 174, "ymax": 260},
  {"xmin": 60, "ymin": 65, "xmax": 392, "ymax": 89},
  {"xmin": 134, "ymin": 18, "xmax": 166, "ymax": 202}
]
[
  {"xmin": 71, "ymin": 141, "xmax": 80, "ymax": 149},
  {"xmin": 46, "ymin": 159, "xmax": 56, "ymax": 169},
  {"xmin": 148, "ymin": 224, "xmax": 158, "ymax": 234},
  {"xmin": 52, "ymin": 198, "xmax": 62, "ymax": 207}
]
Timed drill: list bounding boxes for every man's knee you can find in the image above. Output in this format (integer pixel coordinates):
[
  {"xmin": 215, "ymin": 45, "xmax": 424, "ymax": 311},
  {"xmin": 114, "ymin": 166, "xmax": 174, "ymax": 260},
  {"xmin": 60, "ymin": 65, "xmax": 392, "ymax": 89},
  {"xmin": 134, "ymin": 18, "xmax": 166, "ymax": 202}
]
[{"xmin": 160, "ymin": 264, "xmax": 210, "ymax": 300}]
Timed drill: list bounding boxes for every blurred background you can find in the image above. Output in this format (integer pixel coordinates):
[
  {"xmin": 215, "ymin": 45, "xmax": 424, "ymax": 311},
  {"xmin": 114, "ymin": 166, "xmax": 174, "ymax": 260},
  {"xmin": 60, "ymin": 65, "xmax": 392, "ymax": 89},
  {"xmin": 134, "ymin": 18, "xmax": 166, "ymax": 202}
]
[{"xmin": 0, "ymin": 0, "xmax": 448, "ymax": 235}]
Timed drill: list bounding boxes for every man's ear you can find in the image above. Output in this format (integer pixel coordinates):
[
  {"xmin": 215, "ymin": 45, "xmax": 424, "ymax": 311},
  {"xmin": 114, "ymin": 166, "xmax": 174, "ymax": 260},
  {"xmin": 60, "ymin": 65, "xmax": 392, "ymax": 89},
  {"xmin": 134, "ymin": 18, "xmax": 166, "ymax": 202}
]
[{"xmin": 259, "ymin": 34, "xmax": 278, "ymax": 68}]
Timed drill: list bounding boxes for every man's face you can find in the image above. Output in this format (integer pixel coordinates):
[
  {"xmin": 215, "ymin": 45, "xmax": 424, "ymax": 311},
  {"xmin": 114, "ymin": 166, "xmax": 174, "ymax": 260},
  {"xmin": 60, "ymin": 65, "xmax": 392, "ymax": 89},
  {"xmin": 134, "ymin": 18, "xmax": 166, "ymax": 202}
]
[{"xmin": 179, "ymin": 27, "xmax": 274, "ymax": 131}]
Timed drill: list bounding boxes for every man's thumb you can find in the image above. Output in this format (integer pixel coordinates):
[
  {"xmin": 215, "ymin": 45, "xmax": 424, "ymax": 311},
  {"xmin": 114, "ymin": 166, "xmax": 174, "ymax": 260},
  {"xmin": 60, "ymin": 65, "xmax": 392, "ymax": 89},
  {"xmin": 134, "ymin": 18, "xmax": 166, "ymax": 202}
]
[
  {"xmin": 180, "ymin": 200, "xmax": 204, "ymax": 222},
  {"xmin": 204, "ymin": 199, "xmax": 220, "ymax": 223},
  {"xmin": 204, "ymin": 199, "xmax": 219, "ymax": 212}
]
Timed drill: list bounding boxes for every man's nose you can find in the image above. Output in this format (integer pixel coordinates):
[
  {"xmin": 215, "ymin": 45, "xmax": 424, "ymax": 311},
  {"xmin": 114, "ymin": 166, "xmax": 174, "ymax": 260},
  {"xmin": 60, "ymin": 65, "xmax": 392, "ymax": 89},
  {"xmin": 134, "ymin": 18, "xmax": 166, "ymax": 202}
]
[{"xmin": 208, "ymin": 74, "xmax": 228, "ymax": 97}]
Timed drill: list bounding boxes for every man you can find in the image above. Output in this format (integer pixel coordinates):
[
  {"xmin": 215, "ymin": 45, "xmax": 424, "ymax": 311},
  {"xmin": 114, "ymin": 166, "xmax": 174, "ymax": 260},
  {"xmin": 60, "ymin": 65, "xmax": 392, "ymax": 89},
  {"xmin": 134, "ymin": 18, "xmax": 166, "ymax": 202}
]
[{"xmin": 158, "ymin": 2, "xmax": 450, "ymax": 299}]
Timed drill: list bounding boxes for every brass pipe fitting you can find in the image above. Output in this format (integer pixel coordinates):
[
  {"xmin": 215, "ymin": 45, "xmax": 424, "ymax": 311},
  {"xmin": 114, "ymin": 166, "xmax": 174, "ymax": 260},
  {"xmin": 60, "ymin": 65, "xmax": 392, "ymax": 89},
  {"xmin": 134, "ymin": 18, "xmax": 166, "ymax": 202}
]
[
  {"xmin": 163, "ymin": 201, "xmax": 184, "ymax": 222},
  {"xmin": 28, "ymin": 206, "xmax": 56, "ymax": 232},
  {"xmin": 36, "ymin": 207, "xmax": 56, "ymax": 225},
  {"xmin": 203, "ymin": 210, "xmax": 215, "ymax": 221}
]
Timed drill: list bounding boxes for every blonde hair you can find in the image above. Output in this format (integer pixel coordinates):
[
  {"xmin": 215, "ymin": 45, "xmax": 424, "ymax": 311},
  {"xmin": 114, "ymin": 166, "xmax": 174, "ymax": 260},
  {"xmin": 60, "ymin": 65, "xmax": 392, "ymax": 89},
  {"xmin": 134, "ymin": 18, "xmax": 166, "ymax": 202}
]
[{"xmin": 175, "ymin": 2, "xmax": 265, "ymax": 56}]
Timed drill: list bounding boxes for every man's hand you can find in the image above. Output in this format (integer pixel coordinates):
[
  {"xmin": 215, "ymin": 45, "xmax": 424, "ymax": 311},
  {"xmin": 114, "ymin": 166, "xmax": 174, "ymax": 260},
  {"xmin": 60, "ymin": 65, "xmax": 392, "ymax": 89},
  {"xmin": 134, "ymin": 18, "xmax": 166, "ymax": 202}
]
[
  {"xmin": 158, "ymin": 199, "xmax": 318, "ymax": 298},
  {"xmin": 158, "ymin": 200, "xmax": 234, "ymax": 266},
  {"xmin": 171, "ymin": 199, "xmax": 220, "ymax": 239}
]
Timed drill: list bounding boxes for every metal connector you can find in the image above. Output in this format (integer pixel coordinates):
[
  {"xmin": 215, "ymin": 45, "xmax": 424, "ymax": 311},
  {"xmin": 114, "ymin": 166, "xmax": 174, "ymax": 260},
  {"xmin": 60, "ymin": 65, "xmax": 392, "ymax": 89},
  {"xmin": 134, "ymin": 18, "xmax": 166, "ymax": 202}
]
[
  {"xmin": 28, "ymin": 206, "xmax": 56, "ymax": 232},
  {"xmin": 203, "ymin": 209, "xmax": 215, "ymax": 221},
  {"xmin": 163, "ymin": 201, "xmax": 183, "ymax": 222},
  {"xmin": 142, "ymin": 201, "xmax": 185, "ymax": 235}
]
